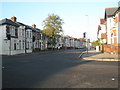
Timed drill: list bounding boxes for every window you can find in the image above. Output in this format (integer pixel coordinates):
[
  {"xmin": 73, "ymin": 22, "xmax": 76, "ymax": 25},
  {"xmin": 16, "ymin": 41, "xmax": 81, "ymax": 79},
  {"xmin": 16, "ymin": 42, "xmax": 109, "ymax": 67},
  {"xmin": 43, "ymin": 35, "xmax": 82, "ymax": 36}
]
[
  {"xmin": 28, "ymin": 41, "xmax": 29, "ymax": 49},
  {"xmin": 23, "ymin": 40, "xmax": 24, "ymax": 49},
  {"xmin": 27, "ymin": 31, "xmax": 29, "ymax": 38},
  {"xmin": 40, "ymin": 34, "xmax": 42, "ymax": 39},
  {"xmin": 6, "ymin": 25, "xmax": 11, "ymax": 40},
  {"xmin": 10, "ymin": 26, "xmax": 13, "ymax": 36},
  {"xmin": 30, "ymin": 31, "xmax": 31, "ymax": 38},
  {"xmin": 19, "ymin": 40, "xmax": 21, "ymax": 49},
  {"xmin": 36, "ymin": 42, "xmax": 37, "ymax": 48},
  {"xmin": 40, "ymin": 42, "xmax": 41, "ymax": 48},
  {"xmin": 30, "ymin": 42, "xmax": 32, "ymax": 49},
  {"xmin": 20, "ymin": 29, "xmax": 22, "ymax": 37},
  {"xmin": 14, "ymin": 41, "xmax": 16, "ymax": 50},
  {"xmin": 12, "ymin": 26, "xmax": 15, "ymax": 36},
  {"xmin": 15, "ymin": 27, "xmax": 18, "ymax": 37},
  {"xmin": 6, "ymin": 25, "xmax": 10, "ymax": 34},
  {"xmin": 18, "ymin": 29, "xmax": 20, "ymax": 37},
  {"xmin": 22, "ymin": 29, "xmax": 24, "ymax": 37}
]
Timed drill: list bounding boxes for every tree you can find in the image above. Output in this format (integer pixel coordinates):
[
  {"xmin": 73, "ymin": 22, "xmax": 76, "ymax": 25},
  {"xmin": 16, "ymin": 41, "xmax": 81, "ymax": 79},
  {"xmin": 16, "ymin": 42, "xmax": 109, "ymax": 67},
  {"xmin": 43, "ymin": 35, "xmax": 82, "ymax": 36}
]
[
  {"xmin": 42, "ymin": 13, "xmax": 64, "ymax": 48},
  {"xmin": 92, "ymin": 39, "xmax": 102, "ymax": 46}
]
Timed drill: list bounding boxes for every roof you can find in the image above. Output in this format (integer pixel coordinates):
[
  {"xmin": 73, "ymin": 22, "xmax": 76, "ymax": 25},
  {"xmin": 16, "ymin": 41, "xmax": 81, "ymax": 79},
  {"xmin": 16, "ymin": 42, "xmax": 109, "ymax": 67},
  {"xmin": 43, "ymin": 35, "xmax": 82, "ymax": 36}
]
[
  {"xmin": 79, "ymin": 38, "xmax": 86, "ymax": 42},
  {"xmin": 17, "ymin": 22, "xmax": 40, "ymax": 32},
  {"xmin": 70, "ymin": 37, "xmax": 74, "ymax": 39},
  {"xmin": 0, "ymin": 17, "xmax": 41, "ymax": 32},
  {"xmin": 17, "ymin": 22, "xmax": 26, "ymax": 26},
  {"xmin": 114, "ymin": 7, "xmax": 120, "ymax": 15},
  {"xmin": 105, "ymin": 7, "xmax": 118, "ymax": 19},
  {"xmin": 0, "ymin": 18, "xmax": 20, "ymax": 27},
  {"xmin": 17, "ymin": 22, "xmax": 34, "ymax": 30}
]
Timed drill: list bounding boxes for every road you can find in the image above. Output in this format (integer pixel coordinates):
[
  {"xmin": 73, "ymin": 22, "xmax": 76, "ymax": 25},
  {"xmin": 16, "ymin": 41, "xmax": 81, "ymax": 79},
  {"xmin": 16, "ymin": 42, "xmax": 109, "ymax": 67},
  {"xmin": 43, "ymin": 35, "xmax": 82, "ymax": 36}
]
[{"xmin": 2, "ymin": 49, "xmax": 118, "ymax": 88}]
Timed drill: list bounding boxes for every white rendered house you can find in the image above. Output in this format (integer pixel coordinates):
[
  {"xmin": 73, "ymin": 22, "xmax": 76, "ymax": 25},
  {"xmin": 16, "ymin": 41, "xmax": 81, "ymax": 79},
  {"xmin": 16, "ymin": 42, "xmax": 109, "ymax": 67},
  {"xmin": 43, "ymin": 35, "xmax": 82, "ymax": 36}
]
[{"xmin": 0, "ymin": 18, "xmax": 23, "ymax": 55}]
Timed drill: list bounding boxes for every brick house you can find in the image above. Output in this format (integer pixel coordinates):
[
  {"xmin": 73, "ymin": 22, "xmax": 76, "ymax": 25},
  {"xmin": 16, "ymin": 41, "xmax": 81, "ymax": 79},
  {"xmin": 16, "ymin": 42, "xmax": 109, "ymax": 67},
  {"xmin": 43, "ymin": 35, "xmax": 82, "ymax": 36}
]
[
  {"xmin": 104, "ymin": 7, "xmax": 118, "ymax": 45},
  {"xmin": 103, "ymin": 7, "xmax": 120, "ymax": 54}
]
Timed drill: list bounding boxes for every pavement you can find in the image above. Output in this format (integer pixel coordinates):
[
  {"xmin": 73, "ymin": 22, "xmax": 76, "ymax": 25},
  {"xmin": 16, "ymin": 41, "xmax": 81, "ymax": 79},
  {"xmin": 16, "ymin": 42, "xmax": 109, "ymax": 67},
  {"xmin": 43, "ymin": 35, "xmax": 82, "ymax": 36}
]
[{"xmin": 81, "ymin": 50, "xmax": 119, "ymax": 61}]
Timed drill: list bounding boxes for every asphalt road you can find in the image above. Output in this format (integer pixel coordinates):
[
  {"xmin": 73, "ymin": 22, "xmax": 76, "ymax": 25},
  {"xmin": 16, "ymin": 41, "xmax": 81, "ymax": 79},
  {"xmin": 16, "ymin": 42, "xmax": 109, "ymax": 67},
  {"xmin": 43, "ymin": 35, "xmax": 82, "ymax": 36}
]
[{"xmin": 2, "ymin": 49, "xmax": 118, "ymax": 88}]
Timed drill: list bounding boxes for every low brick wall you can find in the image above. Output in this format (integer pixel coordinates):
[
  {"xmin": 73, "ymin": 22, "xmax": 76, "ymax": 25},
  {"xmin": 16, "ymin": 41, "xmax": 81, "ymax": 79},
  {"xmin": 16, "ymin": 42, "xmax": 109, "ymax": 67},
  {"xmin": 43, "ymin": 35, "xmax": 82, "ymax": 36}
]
[{"xmin": 103, "ymin": 44, "xmax": 120, "ymax": 54}]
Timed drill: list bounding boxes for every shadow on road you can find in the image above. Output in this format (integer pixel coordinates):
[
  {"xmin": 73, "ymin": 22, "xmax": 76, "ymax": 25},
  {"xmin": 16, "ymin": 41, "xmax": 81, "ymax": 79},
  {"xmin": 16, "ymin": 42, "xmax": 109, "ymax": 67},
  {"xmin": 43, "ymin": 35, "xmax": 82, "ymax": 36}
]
[{"xmin": 2, "ymin": 49, "xmax": 101, "ymax": 88}]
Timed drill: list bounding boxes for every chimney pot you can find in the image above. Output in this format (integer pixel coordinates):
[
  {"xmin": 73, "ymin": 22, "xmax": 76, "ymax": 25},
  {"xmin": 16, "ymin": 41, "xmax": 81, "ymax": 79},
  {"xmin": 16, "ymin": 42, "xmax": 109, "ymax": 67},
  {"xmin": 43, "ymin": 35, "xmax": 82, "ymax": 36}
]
[
  {"xmin": 32, "ymin": 24, "xmax": 36, "ymax": 28},
  {"xmin": 11, "ymin": 16, "xmax": 17, "ymax": 22}
]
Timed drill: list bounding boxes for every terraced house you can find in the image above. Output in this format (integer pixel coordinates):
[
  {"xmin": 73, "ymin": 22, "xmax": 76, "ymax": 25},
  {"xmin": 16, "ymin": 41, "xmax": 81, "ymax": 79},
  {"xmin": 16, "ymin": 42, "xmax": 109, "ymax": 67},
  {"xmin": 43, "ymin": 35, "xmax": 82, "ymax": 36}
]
[
  {"xmin": 0, "ymin": 16, "xmax": 44, "ymax": 55},
  {"xmin": 0, "ymin": 16, "xmax": 86, "ymax": 55},
  {"xmin": 17, "ymin": 21, "xmax": 33, "ymax": 54},
  {"xmin": 0, "ymin": 17, "xmax": 21, "ymax": 55}
]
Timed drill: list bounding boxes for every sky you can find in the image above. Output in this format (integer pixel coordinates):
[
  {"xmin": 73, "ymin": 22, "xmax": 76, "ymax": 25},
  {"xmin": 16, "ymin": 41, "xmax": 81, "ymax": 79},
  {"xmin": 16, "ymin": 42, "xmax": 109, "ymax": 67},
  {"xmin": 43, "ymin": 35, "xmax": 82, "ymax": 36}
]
[{"xmin": 0, "ymin": 0, "xmax": 119, "ymax": 42}]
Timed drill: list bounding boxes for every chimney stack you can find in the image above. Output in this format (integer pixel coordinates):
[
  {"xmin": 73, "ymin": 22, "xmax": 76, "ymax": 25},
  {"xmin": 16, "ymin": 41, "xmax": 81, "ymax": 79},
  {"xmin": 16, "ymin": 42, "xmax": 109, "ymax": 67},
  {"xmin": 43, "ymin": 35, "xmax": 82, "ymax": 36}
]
[
  {"xmin": 98, "ymin": 25, "xmax": 101, "ymax": 30},
  {"xmin": 100, "ymin": 18, "xmax": 104, "ymax": 24},
  {"xmin": 32, "ymin": 24, "xmax": 36, "ymax": 28},
  {"xmin": 11, "ymin": 16, "xmax": 17, "ymax": 22}
]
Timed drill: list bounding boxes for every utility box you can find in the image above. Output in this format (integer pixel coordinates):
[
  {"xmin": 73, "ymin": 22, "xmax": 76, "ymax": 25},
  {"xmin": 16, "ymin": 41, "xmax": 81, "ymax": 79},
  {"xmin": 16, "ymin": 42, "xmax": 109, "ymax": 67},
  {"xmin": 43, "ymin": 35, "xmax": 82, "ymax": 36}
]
[{"xmin": 96, "ymin": 46, "xmax": 99, "ymax": 52}]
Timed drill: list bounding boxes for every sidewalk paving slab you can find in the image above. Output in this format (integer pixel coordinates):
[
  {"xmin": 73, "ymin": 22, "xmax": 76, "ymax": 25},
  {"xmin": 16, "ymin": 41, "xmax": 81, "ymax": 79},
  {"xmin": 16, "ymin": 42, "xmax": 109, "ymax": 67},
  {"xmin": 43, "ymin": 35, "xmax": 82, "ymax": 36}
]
[{"xmin": 82, "ymin": 50, "xmax": 119, "ymax": 61}]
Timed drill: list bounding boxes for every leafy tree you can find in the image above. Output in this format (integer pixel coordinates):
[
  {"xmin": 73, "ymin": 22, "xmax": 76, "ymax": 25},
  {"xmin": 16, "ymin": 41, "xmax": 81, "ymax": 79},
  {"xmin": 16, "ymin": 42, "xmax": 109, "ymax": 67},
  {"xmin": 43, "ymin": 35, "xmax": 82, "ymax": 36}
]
[
  {"xmin": 92, "ymin": 39, "xmax": 102, "ymax": 46},
  {"xmin": 42, "ymin": 13, "xmax": 64, "ymax": 47}
]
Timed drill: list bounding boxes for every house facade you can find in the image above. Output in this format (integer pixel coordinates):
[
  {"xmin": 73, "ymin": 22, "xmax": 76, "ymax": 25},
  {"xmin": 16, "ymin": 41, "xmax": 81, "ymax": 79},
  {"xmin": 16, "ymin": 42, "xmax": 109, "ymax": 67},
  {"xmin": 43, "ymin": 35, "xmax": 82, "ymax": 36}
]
[
  {"xmin": 97, "ymin": 19, "xmax": 107, "ymax": 44},
  {"xmin": 98, "ymin": 7, "xmax": 120, "ymax": 54},
  {"xmin": 42, "ymin": 33, "xmax": 48, "ymax": 50},
  {"xmin": 0, "ymin": 17, "xmax": 24, "ymax": 55},
  {"xmin": 79, "ymin": 38, "xmax": 86, "ymax": 49},
  {"xmin": 70, "ymin": 37, "xmax": 75, "ymax": 48},
  {"xmin": 64, "ymin": 35, "xmax": 70, "ymax": 49},
  {"xmin": 25, "ymin": 26, "xmax": 33, "ymax": 53},
  {"xmin": 0, "ymin": 16, "xmax": 46, "ymax": 55},
  {"xmin": 74, "ymin": 39, "xmax": 80, "ymax": 49},
  {"xmin": 17, "ymin": 22, "xmax": 33, "ymax": 54},
  {"xmin": 105, "ymin": 7, "xmax": 118, "ymax": 45},
  {"xmin": 118, "ymin": 7, "xmax": 120, "ymax": 44},
  {"xmin": 0, "ymin": 16, "xmax": 87, "ymax": 55}
]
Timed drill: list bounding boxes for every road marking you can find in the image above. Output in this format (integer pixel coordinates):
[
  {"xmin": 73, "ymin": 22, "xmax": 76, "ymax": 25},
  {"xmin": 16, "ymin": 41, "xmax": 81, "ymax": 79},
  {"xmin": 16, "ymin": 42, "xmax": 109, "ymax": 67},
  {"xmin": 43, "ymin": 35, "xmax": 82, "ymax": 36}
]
[{"xmin": 78, "ymin": 52, "xmax": 85, "ymax": 58}]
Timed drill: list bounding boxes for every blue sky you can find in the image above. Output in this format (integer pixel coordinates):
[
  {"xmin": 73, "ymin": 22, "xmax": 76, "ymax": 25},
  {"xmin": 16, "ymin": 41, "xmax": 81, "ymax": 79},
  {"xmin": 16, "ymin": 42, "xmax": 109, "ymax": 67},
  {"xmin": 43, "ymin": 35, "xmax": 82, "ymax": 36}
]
[{"xmin": 0, "ymin": 1, "xmax": 119, "ymax": 41}]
